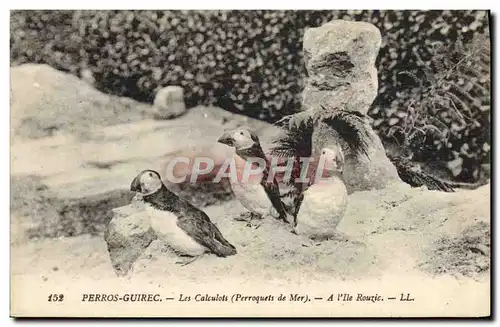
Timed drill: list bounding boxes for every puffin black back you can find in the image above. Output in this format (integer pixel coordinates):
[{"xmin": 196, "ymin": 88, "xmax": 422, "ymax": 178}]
[
  {"xmin": 132, "ymin": 169, "xmax": 237, "ymax": 259},
  {"xmin": 142, "ymin": 184, "xmax": 180, "ymax": 212}
]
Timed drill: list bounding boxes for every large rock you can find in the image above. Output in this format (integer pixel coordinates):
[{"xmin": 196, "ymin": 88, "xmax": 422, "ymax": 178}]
[
  {"xmin": 301, "ymin": 20, "xmax": 401, "ymax": 192},
  {"xmin": 104, "ymin": 200, "xmax": 157, "ymax": 276},
  {"xmin": 10, "ymin": 64, "xmax": 150, "ymax": 142},
  {"xmin": 302, "ymin": 20, "xmax": 381, "ymax": 113}
]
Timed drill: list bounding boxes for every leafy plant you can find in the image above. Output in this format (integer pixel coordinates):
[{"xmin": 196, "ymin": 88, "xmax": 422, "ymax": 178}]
[{"xmin": 384, "ymin": 31, "xmax": 490, "ymax": 181}]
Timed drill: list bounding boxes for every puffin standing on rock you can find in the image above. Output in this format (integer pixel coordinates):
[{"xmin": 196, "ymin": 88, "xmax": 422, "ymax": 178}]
[
  {"xmin": 130, "ymin": 169, "xmax": 237, "ymax": 265},
  {"xmin": 217, "ymin": 128, "xmax": 293, "ymax": 228},
  {"xmin": 292, "ymin": 144, "xmax": 349, "ymax": 241}
]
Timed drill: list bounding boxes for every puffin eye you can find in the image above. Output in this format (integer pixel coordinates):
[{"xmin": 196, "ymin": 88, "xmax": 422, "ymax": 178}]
[
  {"xmin": 322, "ymin": 151, "xmax": 326, "ymax": 155},
  {"xmin": 240, "ymin": 131, "xmax": 244, "ymax": 136},
  {"xmin": 148, "ymin": 172, "xmax": 154, "ymax": 178}
]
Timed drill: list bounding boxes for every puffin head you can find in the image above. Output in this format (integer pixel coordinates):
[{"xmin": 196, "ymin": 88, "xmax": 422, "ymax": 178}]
[
  {"xmin": 319, "ymin": 145, "xmax": 344, "ymax": 173},
  {"xmin": 217, "ymin": 128, "xmax": 260, "ymax": 151},
  {"xmin": 130, "ymin": 169, "xmax": 164, "ymax": 196}
]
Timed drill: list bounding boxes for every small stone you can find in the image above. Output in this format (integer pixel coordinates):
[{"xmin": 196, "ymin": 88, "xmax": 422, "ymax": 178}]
[
  {"xmin": 80, "ymin": 68, "xmax": 95, "ymax": 86},
  {"xmin": 153, "ymin": 86, "xmax": 187, "ymax": 119}
]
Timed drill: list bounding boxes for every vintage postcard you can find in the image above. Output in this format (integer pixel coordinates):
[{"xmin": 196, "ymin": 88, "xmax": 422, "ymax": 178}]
[{"xmin": 10, "ymin": 9, "xmax": 491, "ymax": 318}]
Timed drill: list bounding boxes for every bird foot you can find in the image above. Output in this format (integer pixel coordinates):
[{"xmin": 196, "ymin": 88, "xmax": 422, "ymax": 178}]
[
  {"xmin": 234, "ymin": 212, "xmax": 253, "ymax": 222},
  {"xmin": 175, "ymin": 256, "xmax": 200, "ymax": 266},
  {"xmin": 236, "ymin": 213, "xmax": 263, "ymax": 229},
  {"xmin": 247, "ymin": 213, "xmax": 263, "ymax": 229},
  {"xmin": 245, "ymin": 221, "xmax": 262, "ymax": 229}
]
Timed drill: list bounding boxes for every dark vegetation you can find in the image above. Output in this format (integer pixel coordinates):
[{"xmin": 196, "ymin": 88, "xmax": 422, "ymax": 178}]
[{"xmin": 10, "ymin": 10, "xmax": 491, "ymax": 182}]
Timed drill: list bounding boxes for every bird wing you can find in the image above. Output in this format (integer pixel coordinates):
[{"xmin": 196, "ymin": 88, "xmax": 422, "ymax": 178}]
[
  {"xmin": 292, "ymin": 192, "xmax": 305, "ymax": 226},
  {"xmin": 269, "ymin": 113, "xmax": 315, "ymax": 219},
  {"xmin": 176, "ymin": 203, "xmax": 237, "ymax": 257},
  {"xmin": 260, "ymin": 167, "xmax": 293, "ymax": 223}
]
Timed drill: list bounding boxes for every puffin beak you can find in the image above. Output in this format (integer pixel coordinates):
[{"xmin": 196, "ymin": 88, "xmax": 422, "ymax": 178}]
[
  {"xmin": 217, "ymin": 132, "xmax": 234, "ymax": 146},
  {"xmin": 130, "ymin": 175, "xmax": 142, "ymax": 193}
]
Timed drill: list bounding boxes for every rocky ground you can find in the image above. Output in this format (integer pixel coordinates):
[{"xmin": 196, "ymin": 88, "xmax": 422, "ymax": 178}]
[{"xmin": 10, "ymin": 64, "xmax": 491, "ymax": 317}]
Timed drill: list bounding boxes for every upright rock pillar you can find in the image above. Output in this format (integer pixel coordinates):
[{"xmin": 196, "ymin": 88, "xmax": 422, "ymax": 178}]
[{"xmin": 302, "ymin": 20, "xmax": 401, "ymax": 193}]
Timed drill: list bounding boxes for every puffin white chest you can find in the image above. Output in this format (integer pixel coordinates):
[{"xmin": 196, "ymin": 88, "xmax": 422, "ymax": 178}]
[
  {"xmin": 295, "ymin": 177, "xmax": 348, "ymax": 238},
  {"xmin": 145, "ymin": 205, "xmax": 207, "ymax": 256},
  {"xmin": 230, "ymin": 179, "xmax": 274, "ymax": 216}
]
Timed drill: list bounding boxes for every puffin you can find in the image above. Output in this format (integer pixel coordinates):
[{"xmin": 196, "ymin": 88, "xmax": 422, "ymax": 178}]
[
  {"xmin": 292, "ymin": 144, "xmax": 349, "ymax": 241},
  {"xmin": 130, "ymin": 169, "xmax": 237, "ymax": 265},
  {"xmin": 217, "ymin": 128, "xmax": 292, "ymax": 228}
]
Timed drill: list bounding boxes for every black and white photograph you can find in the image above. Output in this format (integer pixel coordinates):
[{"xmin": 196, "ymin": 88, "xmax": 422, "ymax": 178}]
[{"xmin": 9, "ymin": 8, "xmax": 491, "ymax": 318}]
